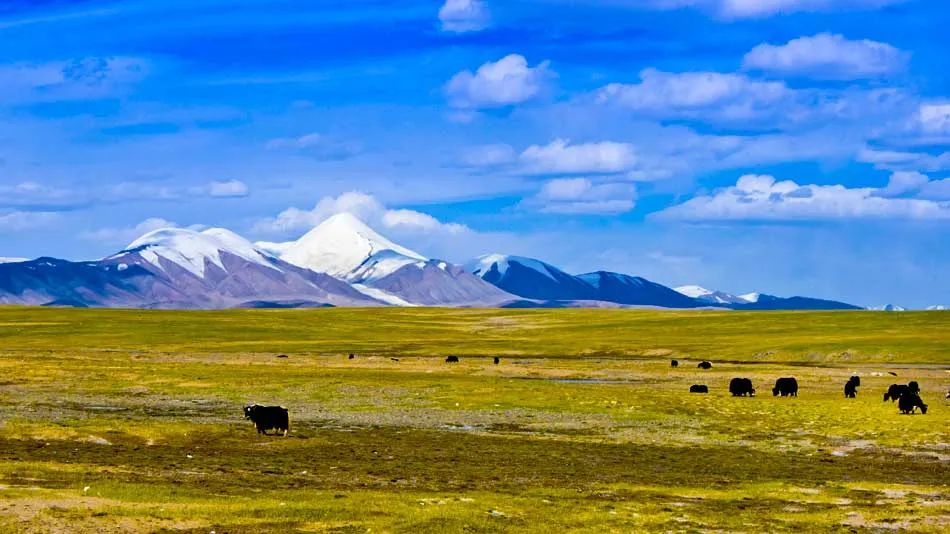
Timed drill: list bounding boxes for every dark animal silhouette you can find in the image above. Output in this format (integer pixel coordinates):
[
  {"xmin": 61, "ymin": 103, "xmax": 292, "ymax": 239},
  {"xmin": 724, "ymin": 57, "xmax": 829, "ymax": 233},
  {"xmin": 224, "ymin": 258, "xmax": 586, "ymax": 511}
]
[
  {"xmin": 243, "ymin": 405, "xmax": 289, "ymax": 436},
  {"xmin": 671, "ymin": 359, "xmax": 679, "ymax": 368},
  {"xmin": 729, "ymin": 378, "xmax": 755, "ymax": 397},
  {"xmin": 898, "ymin": 393, "xmax": 928, "ymax": 414},
  {"xmin": 348, "ymin": 353, "xmax": 355, "ymax": 360},
  {"xmin": 493, "ymin": 357, "xmax": 500, "ymax": 364},
  {"xmin": 689, "ymin": 384, "xmax": 708, "ymax": 393},
  {"xmin": 698, "ymin": 361, "xmax": 712, "ymax": 369},
  {"xmin": 849, "ymin": 376, "xmax": 860, "ymax": 387},
  {"xmin": 888, "ymin": 371, "xmax": 898, "ymax": 376},
  {"xmin": 390, "ymin": 357, "xmax": 400, "ymax": 362},
  {"xmin": 772, "ymin": 377, "xmax": 798, "ymax": 397},
  {"xmin": 844, "ymin": 378, "xmax": 858, "ymax": 398},
  {"xmin": 445, "ymin": 355, "xmax": 459, "ymax": 363},
  {"xmin": 908, "ymin": 381, "xmax": 920, "ymax": 394},
  {"xmin": 945, "ymin": 390, "xmax": 949, "ymax": 399},
  {"xmin": 884, "ymin": 384, "xmax": 910, "ymax": 402},
  {"xmin": 277, "ymin": 354, "xmax": 288, "ymax": 359}
]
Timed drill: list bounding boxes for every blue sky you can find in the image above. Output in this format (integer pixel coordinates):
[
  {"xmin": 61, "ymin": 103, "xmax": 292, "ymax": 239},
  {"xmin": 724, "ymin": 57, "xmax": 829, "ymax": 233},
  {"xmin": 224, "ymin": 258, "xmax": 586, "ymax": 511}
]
[{"xmin": 0, "ymin": 0, "xmax": 948, "ymax": 307}]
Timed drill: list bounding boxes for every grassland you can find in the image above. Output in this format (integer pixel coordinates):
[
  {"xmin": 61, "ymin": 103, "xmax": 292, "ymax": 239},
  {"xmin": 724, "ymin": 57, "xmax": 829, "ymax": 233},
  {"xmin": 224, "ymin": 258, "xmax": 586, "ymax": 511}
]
[{"xmin": 0, "ymin": 307, "xmax": 947, "ymax": 532}]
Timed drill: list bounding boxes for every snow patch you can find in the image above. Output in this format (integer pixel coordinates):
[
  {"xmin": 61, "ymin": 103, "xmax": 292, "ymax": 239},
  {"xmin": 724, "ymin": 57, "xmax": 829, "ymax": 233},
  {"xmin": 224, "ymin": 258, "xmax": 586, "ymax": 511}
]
[
  {"xmin": 466, "ymin": 254, "xmax": 558, "ymax": 281},
  {"xmin": 675, "ymin": 285, "xmax": 713, "ymax": 298},
  {"xmin": 738, "ymin": 292, "xmax": 761, "ymax": 303},
  {"xmin": 352, "ymin": 284, "xmax": 418, "ymax": 306},
  {"xmin": 119, "ymin": 227, "xmax": 277, "ymax": 277},
  {"xmin": 0, "ymin": 257, "xmax": 29, "ymax": 264}
]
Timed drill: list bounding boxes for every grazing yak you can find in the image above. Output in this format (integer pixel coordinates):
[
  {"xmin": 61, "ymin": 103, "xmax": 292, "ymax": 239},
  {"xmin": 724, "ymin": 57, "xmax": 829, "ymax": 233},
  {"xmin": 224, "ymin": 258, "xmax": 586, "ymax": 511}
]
[
  {"xmin": 348, "ymin": 353, "xmax": 356, "ymax": 360},
  {"xmin": 844, "ymin": 377, "xmax": 859, "ymax": 398},
  {"xmin": 445, "ymin": 355, "xmax": 459, "ymax": 363},
  {"xmin": 493, "ymin": 357, "xmax": 500, "ymax": 365},
  {"xmin": 772, "ymin": 377, "xmax": 798, "ymax": 397},
  {"xmin": 671, "ymin": 359, "xmax": 679, "ymax": 368},
  {"xmin": 689, "ymin": 384, "xmax": 708, "ymax": 393},
  {"xmin": 244, "ymin": 405, "xmax": 289, "ymax": 436},
  {"xmin": 884, "ymin": 383, "xmax": 919, "ymax": 402},
  {"xmin": 697, "ymin": 361, "xmax": 713, "ymax": 369},
  {"xmin": 898, "ymin": 393, "xmax": 928, "ymax": 414},
  {"xmin": 729, "ymin": 378, "xmax": 755, "ymax": 397}
]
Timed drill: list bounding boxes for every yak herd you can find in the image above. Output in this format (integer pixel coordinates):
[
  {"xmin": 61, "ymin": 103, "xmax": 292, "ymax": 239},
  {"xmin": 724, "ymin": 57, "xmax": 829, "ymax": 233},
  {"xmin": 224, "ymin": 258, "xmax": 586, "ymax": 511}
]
[
  {"xmin": 681, "ymin": 359, "xmax": 934, "ymax": 415},
  {"xmin": 243, "ymin": 354, "xmax": 943, "ymax": 436}
]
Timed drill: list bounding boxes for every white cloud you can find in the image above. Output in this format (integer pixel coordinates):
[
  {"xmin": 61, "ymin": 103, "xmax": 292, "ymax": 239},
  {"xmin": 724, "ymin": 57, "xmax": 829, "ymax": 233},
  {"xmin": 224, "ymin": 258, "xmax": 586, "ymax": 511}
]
[
  {"xmin": 438, "ymin": 0, "xmax": 489, "ymax": 32},
  {"xmin": 80, "ymin": 217, "xmax": 178, "ymax": 245},
  {"xmin": 858, "ymin": 147, "xmax": 950, "ymax": 172},
  {"xmin": 920, "ymin": 179, "xmax": 950, "ymax": 200},
  {"xmin": 654, "ymin": 173, "xmax": 950, "ymax": 222},
  {"xmin": 446, "ymin": 54, "xmax": 553, "ymax": 109},
  {"xmin": 0, "ymin": 211, "xmax": 60, "ymax": 232},
  {"xmin": 458, "ymin": 144, "xmax": 517, "ymax": 167},
  {"xmin": 876, "ymin": 171, "xmax": 929, "ymax": 197},
  {"xmin": 523, "ymin": 178, "xmax": 637, "ymax": 214},
  {"xmin": 743, "ymin": 33, "xmax": 906, "ymax": 79},
  {"xmin": 207, "ymin": 180, "xmax": 249, "ymax": 198},
  {"xmin": 253, "ymin": 192, "xmax": 472, "ymax": 238},
  {"xmin": 642, "ymin": 0, "xmax": 905, "ymax": 19},
  {"xmin": 596, "ymin": 68, "xmax": 792, "ymax": 122},
  {"xmin": 520, "ymin": 139, "xmax": 637, "ymax": 175},
  {"xmin": 918, "ymin": 103, "xmax": 950, "ymax": 135},
  {"xmin": 0, "ymin": 57, "xmax": 148, "ymax": 105},
  {"xmin": 0, "ymin": 182, "xmax": 77, "ymax": 209},
  {"xmin": 266, "ymin": 133, "xmax": 362, "ymax": 160}
]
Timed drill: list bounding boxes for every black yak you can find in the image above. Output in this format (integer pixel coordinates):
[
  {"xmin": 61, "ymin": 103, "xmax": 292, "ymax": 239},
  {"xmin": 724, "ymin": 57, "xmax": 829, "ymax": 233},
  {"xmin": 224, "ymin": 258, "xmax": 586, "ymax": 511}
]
[
  {"xmin": 698, "ymin": 361, "xmax": 712, "ymax": 369},
  {"xmin": 729, "ymin": 378, "xmax": 755, "ymax": 397},
  {"xmin": 844, "ymin": 377, "xmax": 858, "ymax": 398},
  {"xmin": 772, "ymin": 377, "xmax": 798, "ymax": 397},
  {"xmin": 884, "ymin": 384, "xmax": 910, "ymax": 402},
  {"xmin": 898, "ymin": 393, "xmax": 928, "ymax": 414},
  {"xmin": 493, "ymin": 357, "xmax": 500, "ymax": 365},
  {"xmin": 689, "ymin": 384, "xmax": 708, "ymax": 393},
  {"xmin": 445, "ymin": 355, "xmax": 459, "ymax": 363},
  {"xmin": 671, "ymin": 359, "xmax": 679, "ymax": 368},
  {"xmin": 243, "ymin": 405, "xmax": 289, "ymax": 436}
]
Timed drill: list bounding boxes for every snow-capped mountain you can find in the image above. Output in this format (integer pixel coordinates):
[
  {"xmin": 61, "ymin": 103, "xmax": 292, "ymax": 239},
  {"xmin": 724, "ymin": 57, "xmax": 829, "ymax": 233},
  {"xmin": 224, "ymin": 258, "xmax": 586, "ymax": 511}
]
[
  {"xmin": 261, "ymin": 214, "xmax": 513, "ymax": 306},
  {"xmin": 0, "ymin": 215, "xmax": 864, "ymax": 310},
  {"xmin": 0, "ymin": 257, "xmax": 28, "ymax": 264},
  {"xmin": 926, "ymin": 305, "xmax": 947, "ymax": 311},
  {"xmin": 260, "ymin": 213, "xmax": 425, "ymax": 283},
  {"xmin": 870, "ymin": 304, "xmax": 907, "ymax": 311},
  {"xmin": 674, "ymin": 285, "xmax": 752, "ymax": 305},
  {"xmin": 466, "ymin": 254, "xmax": 593, "ymax": 300}
]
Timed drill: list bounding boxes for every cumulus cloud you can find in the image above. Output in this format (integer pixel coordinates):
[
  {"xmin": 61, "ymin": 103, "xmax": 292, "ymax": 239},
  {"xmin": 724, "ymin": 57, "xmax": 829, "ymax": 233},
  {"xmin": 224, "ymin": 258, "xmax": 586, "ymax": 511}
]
[
  {"xmin": 654, "ymin": 173, "xmax": 950, "ymax": 222},
  {"xmin": 743, "ymin": 33, "xmax": 906, "ymax": 79},
  {"xmin": 596, "ymin": 68, "xmax": 792, "ymax": 122},
  {"xmin": 917, "ymin": 103, "xmax": 950, "ymax": 135},
  {"xmin": 446, "ymin": 54, "xmax": 553, "ymax": 109},
  {"xmin": 207, "ymin": 180, "xmax": 249, "ymax": 198},
  {"xmin": 80, "ymin": 217, "xmax": 178, "ymax": 245},
  {"xmin": 519, "ymin": 139, "xmax": 637, "ymax": 175},
  {"xmin": 438, "ymin": 0, "xmax": 490, "ymax": 32},
  {"xmin": 253, "ymin": 192, "xmax": 470, "ymax": 238},
  {"xmin": 523, "ymin": 178, "xmax": 637, "ymax": 214},
  {"xmin": 266, "ymin": 133, "xmax": 362, "ymax": 160},
  {"xmin": 876, "ymin": 171, "xmax": 930, "ymax": 198},
  {"xmin": 0, "ymin": 211, "xmax": 60, "ymax": 232}
]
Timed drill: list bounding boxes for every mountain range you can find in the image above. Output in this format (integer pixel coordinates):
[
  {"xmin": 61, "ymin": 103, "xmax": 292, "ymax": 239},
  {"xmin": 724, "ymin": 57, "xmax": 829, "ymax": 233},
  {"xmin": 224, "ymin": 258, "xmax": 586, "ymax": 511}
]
[{"xmin": 0, "ymin": 213, "xmax": 873, "ymax": 310}]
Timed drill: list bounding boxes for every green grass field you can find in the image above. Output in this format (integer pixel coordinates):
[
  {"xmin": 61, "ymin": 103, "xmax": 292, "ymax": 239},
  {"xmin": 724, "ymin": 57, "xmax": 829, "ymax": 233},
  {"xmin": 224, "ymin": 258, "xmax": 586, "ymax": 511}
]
[{"xmin": 0, "ymin": 307, "xmax": 948, "ymax": 532}]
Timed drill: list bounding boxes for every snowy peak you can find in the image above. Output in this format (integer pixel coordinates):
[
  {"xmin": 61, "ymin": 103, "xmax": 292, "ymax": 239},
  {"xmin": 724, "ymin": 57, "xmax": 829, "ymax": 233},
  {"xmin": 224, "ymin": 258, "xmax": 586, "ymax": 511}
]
[
  {"xmin": 674, "ymin": 285, "xmax": 754, "ymax": 305},
  {"xmin": 675, "ymin": 285, "xmax": 714, "ymax": 299},
  {"xmin": 466, "ymin": 254, "xmax": 559, "ymax": 281},
  {"xmin": 270, "ymin": 213, "xmax": 426, "ymax": 282},
  {"xmin": 115, "ymin": 227, "xmax": 277, "ymax": 277},
  {"xmin": 870, "ymin": 304, "xmax": 907, "ymax": 311},
  {"xmin": 0, "ymin": 257, "xmax": 29, "ymax": 264}
]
